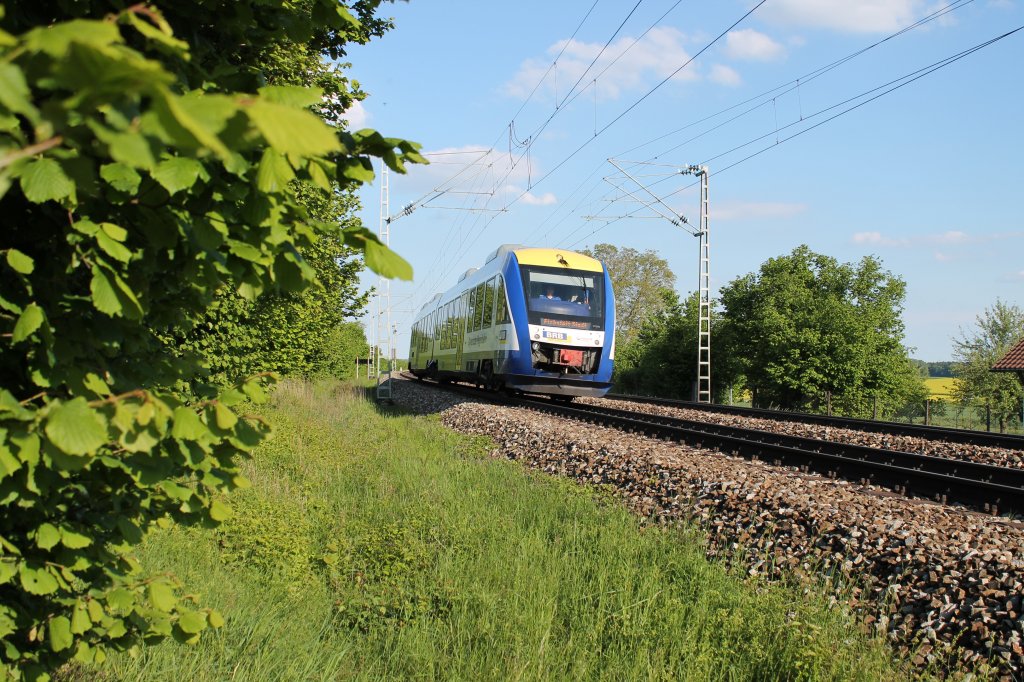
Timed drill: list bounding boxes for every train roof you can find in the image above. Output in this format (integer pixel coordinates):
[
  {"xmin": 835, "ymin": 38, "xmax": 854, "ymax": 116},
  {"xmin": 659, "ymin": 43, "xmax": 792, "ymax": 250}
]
[{"xmin": 414, "ymin": 245, "xmax": 603, "ymax": 316}]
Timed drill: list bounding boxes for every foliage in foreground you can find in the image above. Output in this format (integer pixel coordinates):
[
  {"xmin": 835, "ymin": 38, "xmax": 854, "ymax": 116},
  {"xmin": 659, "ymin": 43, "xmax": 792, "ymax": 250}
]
[
  {"xmin": 101, "ymin": 381, "xmax": 905, "ymax": 681},
  {"xmin": 0, "ymin": 1, "xmax": 422, "ymax": 677},
  {"xmin": 952, "ymin": 299, "xmax": 1024, "ymax": 432}
]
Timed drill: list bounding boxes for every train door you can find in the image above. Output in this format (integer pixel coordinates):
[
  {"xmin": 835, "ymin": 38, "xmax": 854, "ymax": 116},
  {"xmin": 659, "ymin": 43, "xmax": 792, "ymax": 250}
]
[{"xmin": 455, "ymin": 291, "xmax": 467, "ymax": 371}]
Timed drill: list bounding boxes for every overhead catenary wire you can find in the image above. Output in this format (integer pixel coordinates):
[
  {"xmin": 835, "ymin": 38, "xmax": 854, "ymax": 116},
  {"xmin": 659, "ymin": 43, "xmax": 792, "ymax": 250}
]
[
  {"xmin": 537, "ymin": 0, "xmax": 979, "ymax": 248},
  {"xmin": 564, "ymin": 24, "xmax": 1024, "ymax": 248},
  {"xmin": 416, "ymin": 0, "xmax": 770, "ymax": 308}
]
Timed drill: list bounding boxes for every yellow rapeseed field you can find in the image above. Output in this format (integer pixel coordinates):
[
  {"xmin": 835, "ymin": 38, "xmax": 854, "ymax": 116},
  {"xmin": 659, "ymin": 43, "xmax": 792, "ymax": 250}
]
[{"xmin": 925, "ymin": 377, "xmax": 958, "ymax": 401}]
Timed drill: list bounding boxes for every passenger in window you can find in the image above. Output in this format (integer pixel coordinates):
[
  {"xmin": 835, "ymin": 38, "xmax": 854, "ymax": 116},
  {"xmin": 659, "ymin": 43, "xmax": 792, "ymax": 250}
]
[{"xmin": 543, "ymin": 286, "xmax": 560, "ymax": 300}]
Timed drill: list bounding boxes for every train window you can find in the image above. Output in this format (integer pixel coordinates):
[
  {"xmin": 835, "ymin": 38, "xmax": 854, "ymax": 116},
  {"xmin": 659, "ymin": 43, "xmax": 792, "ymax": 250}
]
[
  {"xmin": 520, "ymin": 265, "xmax": 605, "ymax": 331},
  {"xmin": 495, "ymin": 276, "xmax": 509, "ymax": 324},
  {"xmin": 440, "ymin": 305, "xmax": 447, "ymax": 350},
  {"xmin": 473, "ymin": 283, "xmax": 485, "ymax": 331},
  {"xmin": 445, "ymin": 302, "xmax": 453, "ymax": 349},
  {"xmin": 466, "ymin": 287, "xmax": 477, "ymax": 333},
  {"xmin": 482, "ymin": 278, "xmax": 496, "ymax": 328}
]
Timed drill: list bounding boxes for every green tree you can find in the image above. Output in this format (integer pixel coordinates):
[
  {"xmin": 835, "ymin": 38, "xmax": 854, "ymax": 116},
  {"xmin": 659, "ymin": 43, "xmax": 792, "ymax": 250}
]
[
  {"xmin": 615, "ymin": 290, "xmax": 740, "ymax": 400},
  {"xmin": 951, "ymin": 299, "xmax": 1024, "ymax": 432},
  {"xmin": 0, "ymin": 1, "xmax": 421, "ymax": 676},
  {"xmin": 719, "ymin": 246, "xmax": 922, "ymax": 416},
  {"xmin": 583, "ymin": 244, "xmax": 676, "ymax": 347}
]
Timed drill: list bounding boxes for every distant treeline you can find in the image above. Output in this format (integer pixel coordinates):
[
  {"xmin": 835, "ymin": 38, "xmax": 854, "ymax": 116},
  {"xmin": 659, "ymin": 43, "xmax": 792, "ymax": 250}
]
[{"xmin": 911, "ymin": 360, "xmax": 955, "ymax": 377}]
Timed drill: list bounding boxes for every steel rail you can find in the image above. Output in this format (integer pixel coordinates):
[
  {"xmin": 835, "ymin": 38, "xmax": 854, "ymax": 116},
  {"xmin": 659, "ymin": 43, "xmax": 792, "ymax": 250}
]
[
  {"xmin": 514, "ymin": 397, "xmax": 1024, "ymax": 514},
  {"xmin": 605, "ymin": 393, "xmax": 1024, "ymax": 450},
  {"xmin": 400, "ymin": 374, "xmax": 1024, "ymax": 514}
]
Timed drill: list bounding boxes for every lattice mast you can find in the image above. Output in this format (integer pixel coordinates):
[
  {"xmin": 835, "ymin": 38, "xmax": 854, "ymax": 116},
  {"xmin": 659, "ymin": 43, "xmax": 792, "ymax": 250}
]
[
  {"xmin": 694, "ymin": 166, "xmax": 711, "ymax": 403},
  {"xmin": 601, "ymin": 161, "xmax": 712, "ymax": 403},
  {"xmin": 375, "ymin": 162, "xmax": 394, "ymax": 401}
]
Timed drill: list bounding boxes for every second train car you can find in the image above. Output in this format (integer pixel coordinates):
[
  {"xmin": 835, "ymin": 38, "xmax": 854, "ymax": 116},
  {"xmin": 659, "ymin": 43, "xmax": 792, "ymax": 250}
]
[{"xmin": 408, "ymin": 245, "xmax": 615, "ymax": 397}]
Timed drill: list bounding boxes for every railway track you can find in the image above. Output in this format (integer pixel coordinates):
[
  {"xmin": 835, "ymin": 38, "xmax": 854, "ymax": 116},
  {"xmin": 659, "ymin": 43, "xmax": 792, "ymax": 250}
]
[
  {"xmin": 401, "ymin": 374, "xmax": 1024, "ymax": 514},
  {"xmin": 605, "ymin": 392, "xmax": 1024, "ymax": 450}
]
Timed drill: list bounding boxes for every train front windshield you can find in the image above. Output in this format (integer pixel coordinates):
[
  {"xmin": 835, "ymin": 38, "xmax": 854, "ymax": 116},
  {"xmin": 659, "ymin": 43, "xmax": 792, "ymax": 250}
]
[{"xmin": 520, "ymin": 265, "xmax": 606, "ymax": 331}]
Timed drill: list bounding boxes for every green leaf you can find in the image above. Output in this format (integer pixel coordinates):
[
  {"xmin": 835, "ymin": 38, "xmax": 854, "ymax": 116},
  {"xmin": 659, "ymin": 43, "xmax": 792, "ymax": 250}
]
[
  {"xmin": 35, "ymin": 523, "xmax": 60, "ymax": 550},
  {"xmin": 171, "ymin": 407, "xmax": 206, "ymax": 440},
  {"xmin": 23, "ymin": 20, "xmax": 122, "ymax": 57},
  {"xmin": 177, "ymin": 610, "xmax": 206, "ymax": 634},
  {"xmin": 0, "ymin": 444, "xmax": 21, "ymax": 479},
  {"xmin": 90, "ymin": 266, "xmax": 143, "ymax": 319},
  {"xmin": 70, "ymin": 603, "xmax": 92, "ymax": 635},
  {"xmin": 148, "ymin": 581, "xmax": 176, "ymax": 612},
  {"xmin": 6, "ymin": 249, "xmax": 35, "ymax": 274},
  {"xmin": 207, "ymin": 610, "xmax": 225, "ymax": 628},
  {"xmin": 19, "ymin": 565, "xmax": 58, "ymax": 595},
  {"xmin": 359, "ymin": 235, "xmax": 413, "ymax": 281},
  {"xmin": 257, "ymin": 85, "xmax": 322, "ymax": 109},
  {"xmin": 60, "ymin": 527, "xmax": 92, "ymax": 549},
  {"xmin": 152, "ymin": 89, "xmax": 232, "ymax": 160},
  {"xmin": 152, "ymin": 157, "xmax": 203, "ymax": 195},
  {"xmin": 106, "ymin": 589, "xmax": 135, "ymax": 612},
  {"xmin": 12, "ymin": 304, "xmax": 44, "ymax": 343},
  {"xmin": 90, "ymin": 268, "xmax": 120, "ymax": 316},
  {"xmin": 337, "ymin": 157, "xmax": 375, "ymax": 184},
  {"xmin": 0, "ymin": 63, "xmax": 35, "ymax": 119},
  {"xmin": 0, "ymin": 561, "xmax": 16, "ymax": 586},
  {"xmin": 19, "ymin": 158, "xmax": 75, "ymax": 204},
  {"xmin": 246, "ymin": 100, "xmax": 341, "ymax": 156},
  {"xmin": 255, "ymin": 148, "xmax": 295, "ymax": 193},
  {"xmin": 213, "ymin": 403, "xmax": 237, "ymax": 430},
  {"xmin": 122, "ymin": 11, "xmax": 189, "ymax": 54},
  {"xmin": 307, "ymin": 158, "xmax": 333, "ymax": 191},
  {"xmin": 100, "ymin": 163, "xmax": 142, "ymax": 194},
  {"xmin": 48, "ymin": 616, "xmax": 73, "ymax": 652},
  {"xmin": 45, "ymin": 397, "xmax": 108, "ymax": 456},
  {"xmin": 209, "ymin": 499, "xmax": 231, "ymax": 522},
  {"xmin": 95, "ymin": 229, "xmax": 132, "ymax": 263}
]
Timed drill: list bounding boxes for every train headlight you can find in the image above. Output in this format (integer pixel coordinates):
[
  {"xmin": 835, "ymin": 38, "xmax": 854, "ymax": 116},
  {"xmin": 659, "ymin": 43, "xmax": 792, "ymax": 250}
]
[
  {"xmin": 594, "ymin": 339, "xmax": 600, "ymax": 345},
  {"xmin": 532, "ymin": 341, "xmax": 540, "ymax": 351}
]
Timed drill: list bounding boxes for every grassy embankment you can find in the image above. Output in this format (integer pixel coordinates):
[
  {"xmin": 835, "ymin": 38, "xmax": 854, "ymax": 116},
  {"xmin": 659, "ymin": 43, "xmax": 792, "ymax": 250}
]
[{"xmin": 102, "ymin": 380, "xmax": 905, "ymax": 681}]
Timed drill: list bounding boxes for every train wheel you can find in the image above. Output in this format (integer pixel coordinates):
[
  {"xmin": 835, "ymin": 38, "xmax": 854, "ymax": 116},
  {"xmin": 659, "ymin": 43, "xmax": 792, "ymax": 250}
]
[{"xmin": 552, "ymin": 395, "xmax": 575, "ymax": 404}]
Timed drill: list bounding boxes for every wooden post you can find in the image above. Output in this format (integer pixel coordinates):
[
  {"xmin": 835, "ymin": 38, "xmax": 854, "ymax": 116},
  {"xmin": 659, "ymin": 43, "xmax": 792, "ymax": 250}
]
[
  {"xmin": 872, "ymin": 395, "xmax": 878, "ymax": 420},
  {"xmin": 826, "ymin": 390, "xmax": 832, "ymax": 417},
  {"xmin": 986, "ymin": 403, "xmax": 991, "ymax": 432},
  {"xmin": 925, "ymin": 399, "xmax": 930, "ymax": 426}
]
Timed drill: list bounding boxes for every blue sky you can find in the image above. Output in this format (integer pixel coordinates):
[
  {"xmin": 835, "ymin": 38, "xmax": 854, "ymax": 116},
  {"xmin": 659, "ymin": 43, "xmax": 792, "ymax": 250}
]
[{"xmin": 345, "ymin": 0, "xmax": 1023, "ymax": 361}]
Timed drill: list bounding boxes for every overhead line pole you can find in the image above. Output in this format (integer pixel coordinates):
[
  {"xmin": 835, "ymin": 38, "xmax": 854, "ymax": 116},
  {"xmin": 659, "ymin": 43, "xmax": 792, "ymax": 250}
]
[
  {"xmin": 375, "ymin": 162, "xmax": 394, "ymax": 402},
  {"xmin": 689, "ymin": 165, "xmax": 712, "ymax": 404},
  {"xmin": 600, "ymin": 160, "xmax": 712, "ymax": 403}
]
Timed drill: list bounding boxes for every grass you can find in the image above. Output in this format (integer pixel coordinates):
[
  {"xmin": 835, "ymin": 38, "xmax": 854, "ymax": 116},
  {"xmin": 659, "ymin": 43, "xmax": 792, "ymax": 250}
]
[{"xmin": 99, "ymin": 379, "xmax": 906, "ymax": 681}]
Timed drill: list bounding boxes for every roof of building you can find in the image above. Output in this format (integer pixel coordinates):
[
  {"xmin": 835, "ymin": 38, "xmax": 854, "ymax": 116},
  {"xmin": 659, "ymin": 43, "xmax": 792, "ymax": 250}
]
[{"xmin": 992, "ymin": 337, "xmax": 1024, "ymax": 371}]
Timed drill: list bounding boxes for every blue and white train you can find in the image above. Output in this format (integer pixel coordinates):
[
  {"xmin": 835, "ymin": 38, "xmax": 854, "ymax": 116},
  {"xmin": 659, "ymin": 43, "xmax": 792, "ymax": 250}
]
[{"xmin": 408, "ymin": 245, "xmax": 616, "ymax": 398}]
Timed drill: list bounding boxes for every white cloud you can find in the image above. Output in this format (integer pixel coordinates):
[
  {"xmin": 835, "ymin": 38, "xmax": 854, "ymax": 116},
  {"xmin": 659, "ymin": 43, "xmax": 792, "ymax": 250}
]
[
  {"xmin": 709, "ymin": 64, "xmax": 742, "ymax": 87},
  {"xmin": 522, "ymin": 191, "xmax": 558, "ymax": 206},
  {"xmin": 339, "ymin": 100, "xmax": 369, "ymax": 129},
  {"xmin": 851, "ymin": 229, "xmax": 1024, "ymax": 249},
  {"xmin": 724, "ymin": 29, "xmax": 785, "ymax": 61},
  {"xmin": 761, "ymin": 0, "xmax": 926, "ymax": 33},
  {"xmin": 933, "ymin": 251, "xmax": 953, "ymax": 262},
  {"xmin": 501, "ymin": 184, "xmax": 557, "ymax": 206},
  {"xmin": 503, "ymin": 27, "xmax": 698, "ymax": 102},
  {"xmin": 852, "ymin": 231, "xmax": 909, "ymax": 246},
  {"xmin": 712, "ymin": 201, "xmax": 807, "ymax": 221},
  {"xmin": 988, "ymin": 0, "xmax": 1014, "ymax": 8}
]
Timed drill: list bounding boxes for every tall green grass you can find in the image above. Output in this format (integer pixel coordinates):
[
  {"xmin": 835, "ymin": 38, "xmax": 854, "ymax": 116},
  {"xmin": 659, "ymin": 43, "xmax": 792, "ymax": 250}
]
[{"xmin": 101, "ymin": 380, "xmax": 905, "ymax": 681}]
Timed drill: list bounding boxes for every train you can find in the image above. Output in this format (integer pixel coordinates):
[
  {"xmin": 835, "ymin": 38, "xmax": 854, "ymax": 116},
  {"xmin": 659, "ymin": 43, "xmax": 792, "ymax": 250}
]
[{"xmin": 408, "ymin": 244, "xmax": 616, "ymax": 398}]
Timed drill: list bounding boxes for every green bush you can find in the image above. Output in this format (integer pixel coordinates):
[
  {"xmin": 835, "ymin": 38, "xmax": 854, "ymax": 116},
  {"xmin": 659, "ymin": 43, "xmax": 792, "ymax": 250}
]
[{"xmin": 0, "ymin": 2, "xmax": 420, "ymax": 677}]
